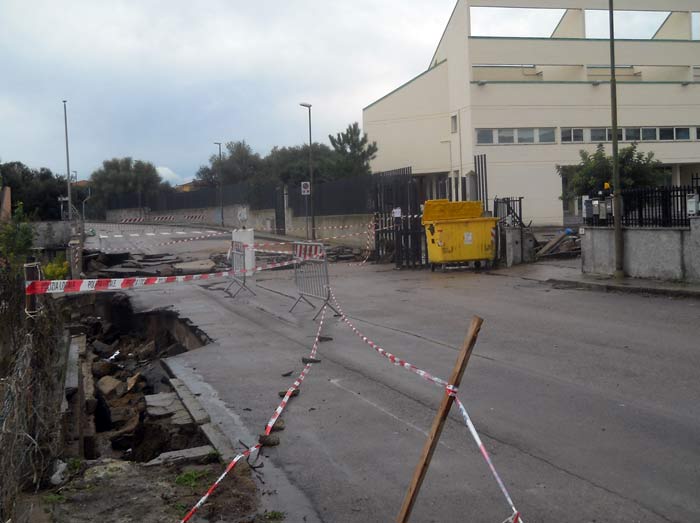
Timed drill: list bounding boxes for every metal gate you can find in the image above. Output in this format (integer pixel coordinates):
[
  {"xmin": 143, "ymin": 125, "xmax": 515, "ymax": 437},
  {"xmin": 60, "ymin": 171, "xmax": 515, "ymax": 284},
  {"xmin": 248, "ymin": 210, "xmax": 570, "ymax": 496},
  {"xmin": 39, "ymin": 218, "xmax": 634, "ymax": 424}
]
[{"xmin": 373, "ymin": 168, "xmax": 428, "ymax": 269}]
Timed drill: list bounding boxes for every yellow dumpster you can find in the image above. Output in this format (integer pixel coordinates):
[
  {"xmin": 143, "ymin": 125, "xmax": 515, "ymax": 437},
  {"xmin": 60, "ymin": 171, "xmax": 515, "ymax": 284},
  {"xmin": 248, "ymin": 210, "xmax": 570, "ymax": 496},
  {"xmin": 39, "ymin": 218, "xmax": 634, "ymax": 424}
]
[{"xmin": 422, "ymin": 200, "xmax": 499, "ymax": 271}]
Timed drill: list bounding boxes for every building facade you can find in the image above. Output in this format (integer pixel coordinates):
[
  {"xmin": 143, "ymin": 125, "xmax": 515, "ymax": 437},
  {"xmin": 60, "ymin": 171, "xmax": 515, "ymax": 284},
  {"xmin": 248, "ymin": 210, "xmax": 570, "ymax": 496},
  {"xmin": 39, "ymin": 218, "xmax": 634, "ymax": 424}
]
[{"xmin": 362, "ymin": 0, "xmax": 700, "ymax": 225}]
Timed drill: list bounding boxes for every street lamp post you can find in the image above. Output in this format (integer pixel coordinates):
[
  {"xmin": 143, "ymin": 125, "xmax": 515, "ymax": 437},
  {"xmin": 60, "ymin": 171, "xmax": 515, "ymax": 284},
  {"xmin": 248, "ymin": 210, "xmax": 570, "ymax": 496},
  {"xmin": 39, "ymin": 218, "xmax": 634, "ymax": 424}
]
[
  {"xmin": 214, "ymin": 142, "xmax": 224, "ymax": 226},
  {"xmin": 63, "ymin": 100, "xmax": 72, "ymax": 221},
  {"xmin": 300, "ymin": 103, "xmax": 315, "ymax": 240},
  {"xmin": 608, "ymin": 0, "xmax": 624, "ymax": 279}
]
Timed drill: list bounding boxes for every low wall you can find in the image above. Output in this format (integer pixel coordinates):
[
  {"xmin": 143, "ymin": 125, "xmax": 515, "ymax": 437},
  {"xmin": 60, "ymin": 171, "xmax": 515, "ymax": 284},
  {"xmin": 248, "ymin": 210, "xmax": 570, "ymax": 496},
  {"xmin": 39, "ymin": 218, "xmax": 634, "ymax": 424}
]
[
  {"xmin": 105, "ymin": 205, "xmax": 275, "ymax": 231},
  {"xmin": 32, "ymin": 221, "xmax": 71, "ymax": 248},
  {"xmin": 286, "ymin": 214, "xmax": 373, "ymax": 248},
  {"xmin": 581, "ymin": 218, "xmax": 700, "ymax": 282}
]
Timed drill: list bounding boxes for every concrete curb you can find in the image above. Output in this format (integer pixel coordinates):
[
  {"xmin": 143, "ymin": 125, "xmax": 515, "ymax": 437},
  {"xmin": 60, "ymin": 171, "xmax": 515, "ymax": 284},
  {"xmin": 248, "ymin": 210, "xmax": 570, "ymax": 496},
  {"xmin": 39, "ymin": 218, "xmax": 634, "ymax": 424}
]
[{"xmin": 547, "ymin": 278, "xmax": 700, "ymax": 300}]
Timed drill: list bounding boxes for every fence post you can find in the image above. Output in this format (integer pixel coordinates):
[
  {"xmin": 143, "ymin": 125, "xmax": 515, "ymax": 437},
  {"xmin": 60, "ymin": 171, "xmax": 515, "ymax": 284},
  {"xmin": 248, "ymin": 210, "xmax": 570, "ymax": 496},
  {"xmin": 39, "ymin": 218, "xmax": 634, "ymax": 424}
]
[
  {"xmin": 24, "ymin": 256, "xmax": 38, "ymax": 324},
  {"xmin": 396, "ymin": 316, "xmax": 484, "ymax": 523}
]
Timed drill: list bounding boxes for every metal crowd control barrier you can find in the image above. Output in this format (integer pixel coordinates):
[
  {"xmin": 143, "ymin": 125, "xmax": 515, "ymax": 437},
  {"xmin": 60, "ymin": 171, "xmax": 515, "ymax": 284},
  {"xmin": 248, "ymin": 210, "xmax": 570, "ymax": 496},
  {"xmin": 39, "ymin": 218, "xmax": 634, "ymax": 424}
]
[
  {"xmin": 226, "ymin": 229, "xmax": 256, "ymax": 298},
  {"xmin": 289, "ymin": 242, "xmax": 339, "ymax": 320}
]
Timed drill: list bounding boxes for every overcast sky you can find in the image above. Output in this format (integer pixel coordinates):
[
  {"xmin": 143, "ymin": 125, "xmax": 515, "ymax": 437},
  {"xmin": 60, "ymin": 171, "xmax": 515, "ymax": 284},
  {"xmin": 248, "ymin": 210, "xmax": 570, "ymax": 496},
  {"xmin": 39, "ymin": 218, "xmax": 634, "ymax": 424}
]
[{"xmin": 1, "ymin": 2, "xmax": 687, "ymax": 184}]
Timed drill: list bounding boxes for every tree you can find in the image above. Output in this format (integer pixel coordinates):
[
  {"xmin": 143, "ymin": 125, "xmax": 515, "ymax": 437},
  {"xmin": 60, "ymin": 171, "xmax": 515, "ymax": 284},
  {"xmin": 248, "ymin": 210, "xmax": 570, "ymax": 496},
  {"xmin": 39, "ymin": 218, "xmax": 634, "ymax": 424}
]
[
  {"xmin": 90, "ymin": 157, "xmax": 170, "ymax": 215},
  {"xmin": 328, "ymin": 122, "xmax": 378, "ymax": 178},
  {"xmin": 195, "ymin": 141, "xmax": 264, "ymax": 186},
  {"xmin": 0, "ymin": 202, "xmax": 34, "ymax": 263},
  {"xmin": 558, "ymin": 143, "xmax": 666, "ymax": 200},
  {"xmin": 0, "ymin": 162, "xmax": 65, "ymax": 220},
  {"xmin": 262, "ymin": 143, "xmax": 337, "ymax": 186}
]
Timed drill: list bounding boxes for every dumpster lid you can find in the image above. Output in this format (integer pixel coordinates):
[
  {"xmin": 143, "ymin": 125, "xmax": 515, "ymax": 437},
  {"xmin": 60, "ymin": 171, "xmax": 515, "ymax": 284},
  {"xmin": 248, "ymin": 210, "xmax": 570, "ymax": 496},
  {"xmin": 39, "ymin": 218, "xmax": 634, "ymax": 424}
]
[{"xmin": 422, "ymin": 200, "xmax": 484, "ymax": 222}]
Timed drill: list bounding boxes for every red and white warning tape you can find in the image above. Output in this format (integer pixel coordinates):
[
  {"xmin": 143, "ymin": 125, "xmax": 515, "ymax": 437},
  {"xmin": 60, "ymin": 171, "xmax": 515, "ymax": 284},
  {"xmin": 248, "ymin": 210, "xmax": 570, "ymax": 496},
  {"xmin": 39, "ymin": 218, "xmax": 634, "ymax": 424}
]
[
  {"xmin": 180, "ymin": 306, "xmax": 328, "ymax": 523},
  {"xmin": 157, "ymin": 231, "xmax": 229, "ymax": 246},
  {"xmin": 24, "ymin": 255, "xmax": 322, "ymax": 295}
]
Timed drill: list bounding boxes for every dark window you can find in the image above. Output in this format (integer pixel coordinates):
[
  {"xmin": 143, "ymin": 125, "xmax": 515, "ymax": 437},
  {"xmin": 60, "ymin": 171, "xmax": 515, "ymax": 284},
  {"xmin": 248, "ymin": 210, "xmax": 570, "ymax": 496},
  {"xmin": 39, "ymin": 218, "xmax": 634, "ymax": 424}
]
[
  {"xmin": 642, "ymin": 128, "xmax": 657, "ymax": 141},
  {"xmin": 476, "ymin": 129, "xmax": 494, "ymax": 144},
  {"xmin": 591, "ymin": 128, "xmax": 607, "ymax": 142},
  {"xmin": 539, "ymin": 128, "xmax": 555, "ymax": 143},
  {"xmin": 573, "ymin": 129, "xmax": 584, "ymax": 142},
  {"xmin": 561, "ymin": 128, "xmax": 573, "ymax": 142},
  {"xmin": 498, "ymin": 128, "xmax": 515, "ymax": 144},
  {"xmin": 675, "ymin": 127, "xmax": 690, "ymax": 140},
  {"xmin": 659, "ymin": 127, "xmax": 675, "ymax": 140},
  {"xmin": 517, "ymin": 128, "xmax": 535, "ymax": 143},
  {"xmin": 451, "ymin": 115, "xmax": 458, "ymax": 134},
  {"xmin": 625, "ymin": 128, "xmax": 641, "ymax": 141},
  {"xmin": 607, "ymin": 128, "xmax": 623, "ymax": 141}
]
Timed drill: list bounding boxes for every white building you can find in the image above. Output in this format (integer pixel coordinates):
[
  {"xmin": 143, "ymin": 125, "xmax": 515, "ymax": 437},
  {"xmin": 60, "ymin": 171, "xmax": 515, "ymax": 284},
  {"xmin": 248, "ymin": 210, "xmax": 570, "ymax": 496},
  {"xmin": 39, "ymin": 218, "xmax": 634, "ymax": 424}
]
[{"xmin": 362, "ymin": 0, "xmax": 700, "ymax": 225}]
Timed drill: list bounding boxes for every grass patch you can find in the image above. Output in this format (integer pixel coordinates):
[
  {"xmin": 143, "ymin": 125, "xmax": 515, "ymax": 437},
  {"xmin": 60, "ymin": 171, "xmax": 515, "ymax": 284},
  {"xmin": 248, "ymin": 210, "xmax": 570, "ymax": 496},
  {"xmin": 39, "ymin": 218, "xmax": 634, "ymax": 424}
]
[
  {"xmin": 263, "ymin": 511, "xmax": 286, "ymax": 521},
  {"xmin": 43, "ymin": 493, "xmax": 66, "ymax": 504},
  {"xmin": 175, "ymin": 470, "xmax": 210, "ymax": 490}
]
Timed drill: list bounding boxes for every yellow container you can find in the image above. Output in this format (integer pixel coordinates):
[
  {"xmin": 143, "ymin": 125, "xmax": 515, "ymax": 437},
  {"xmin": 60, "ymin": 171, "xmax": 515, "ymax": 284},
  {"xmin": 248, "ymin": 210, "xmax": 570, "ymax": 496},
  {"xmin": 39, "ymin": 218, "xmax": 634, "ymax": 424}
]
[{"xmin": 422, "ymin": 200, "xmax": 499, "ymax": 266}]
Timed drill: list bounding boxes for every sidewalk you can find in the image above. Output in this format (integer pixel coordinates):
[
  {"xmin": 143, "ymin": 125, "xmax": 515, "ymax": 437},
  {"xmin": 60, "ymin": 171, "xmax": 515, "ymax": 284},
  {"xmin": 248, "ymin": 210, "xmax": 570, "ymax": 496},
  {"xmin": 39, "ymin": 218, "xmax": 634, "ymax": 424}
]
[{"xmin": 493, "ymin": 258, "xmax": 700, "ymax": 299}]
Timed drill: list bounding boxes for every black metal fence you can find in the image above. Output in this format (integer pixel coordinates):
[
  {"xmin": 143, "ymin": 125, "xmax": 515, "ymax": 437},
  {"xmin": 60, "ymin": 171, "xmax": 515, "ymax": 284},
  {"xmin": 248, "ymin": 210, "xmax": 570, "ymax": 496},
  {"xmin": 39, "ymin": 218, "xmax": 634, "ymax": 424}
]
[
  {"xmin": 288, "ymin": 175, "xmax": 374, "ymax": 217},
  {"xmin": 493, "ymin": 197, "xmax": 525, "ymax": 227},
  {"xmin": 583, "ymin": 186, "xmax": 698, "ymax": 228}
]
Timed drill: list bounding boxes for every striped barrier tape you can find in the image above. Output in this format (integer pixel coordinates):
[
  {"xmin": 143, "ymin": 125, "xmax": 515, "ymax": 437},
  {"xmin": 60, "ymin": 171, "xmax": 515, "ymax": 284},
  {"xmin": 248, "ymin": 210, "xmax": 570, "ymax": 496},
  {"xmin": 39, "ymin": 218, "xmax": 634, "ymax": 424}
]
[
  {"xmin": 24, "ymin": 255, "xmax": 322, "ymax": 295},
  {"xmin": 157, "ymin": 231, "xmax": 229, "ymax": 246},
  {"xmin": 329, "ymin": 288, "xmax": 524, "ymax": 522},
  {"xmin": 347, "ymin": 220, "xmax": 375, "ymax": 267},
  {"xmin": 258, "ymin": 222, "xmax": 372, "ymax": 233},
  {"xmin": 181, "ymin": 306, "xmax": 328, "ymax": 523}
]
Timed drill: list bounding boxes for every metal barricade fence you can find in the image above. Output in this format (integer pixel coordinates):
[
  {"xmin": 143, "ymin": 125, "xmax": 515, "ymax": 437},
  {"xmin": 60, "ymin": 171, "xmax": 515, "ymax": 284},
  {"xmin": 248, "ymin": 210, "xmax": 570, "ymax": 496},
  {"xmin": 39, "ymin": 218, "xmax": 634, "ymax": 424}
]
[
  {"xmin": 226, "ymin": 230, "xmax": 256, "ymax": 298},
  {"xmin": 289, "ymin": 242, "xmax": 339, "ymax": 320}
]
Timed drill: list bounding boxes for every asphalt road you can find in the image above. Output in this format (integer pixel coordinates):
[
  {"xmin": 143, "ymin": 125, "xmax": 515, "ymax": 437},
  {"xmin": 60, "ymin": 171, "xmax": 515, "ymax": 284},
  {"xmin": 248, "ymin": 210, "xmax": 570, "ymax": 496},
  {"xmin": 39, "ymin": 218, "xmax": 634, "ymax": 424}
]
[{"xmin": 96, "ymin": 222, "xmax": 700, "ymax": 522}]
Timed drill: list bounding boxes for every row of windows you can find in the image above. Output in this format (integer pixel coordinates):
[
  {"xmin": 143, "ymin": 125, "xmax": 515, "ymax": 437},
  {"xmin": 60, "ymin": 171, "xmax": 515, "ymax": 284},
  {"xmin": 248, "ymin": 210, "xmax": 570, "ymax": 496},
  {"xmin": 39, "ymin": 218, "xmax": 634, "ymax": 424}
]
[
  {"xmin": 476, "ymin": 126, "xmax": 700, "ymax": 145},
  {"xmin": 561, "ymin": 127, "xmax": 698, "ymax": 143},
  {"xmin": 476, "ymin": 128, "xmax": 556, "ymax": 144}
]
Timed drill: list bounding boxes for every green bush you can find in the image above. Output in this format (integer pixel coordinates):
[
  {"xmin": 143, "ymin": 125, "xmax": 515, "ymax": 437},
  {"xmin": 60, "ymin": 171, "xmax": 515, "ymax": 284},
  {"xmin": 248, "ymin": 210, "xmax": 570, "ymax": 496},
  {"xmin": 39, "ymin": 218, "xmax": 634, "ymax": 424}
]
[{"xmin": 43, "ymin": 253, "xmax": 69, "ymax": 280}]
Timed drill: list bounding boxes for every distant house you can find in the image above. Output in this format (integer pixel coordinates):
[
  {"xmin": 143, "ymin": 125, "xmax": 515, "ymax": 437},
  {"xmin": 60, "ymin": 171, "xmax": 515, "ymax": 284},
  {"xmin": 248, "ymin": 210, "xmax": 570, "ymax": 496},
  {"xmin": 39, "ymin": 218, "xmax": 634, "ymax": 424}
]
[
  {"xmin": 363, "ymin": 0, "xmax": 700, "ymax": 225},
  {"xmin": 71, "ymin": 180, "xmax": 91, "ymax": 189},
  {"xmin": 175, "ymin": 181, "xmax": 199, "ymax": 192}
]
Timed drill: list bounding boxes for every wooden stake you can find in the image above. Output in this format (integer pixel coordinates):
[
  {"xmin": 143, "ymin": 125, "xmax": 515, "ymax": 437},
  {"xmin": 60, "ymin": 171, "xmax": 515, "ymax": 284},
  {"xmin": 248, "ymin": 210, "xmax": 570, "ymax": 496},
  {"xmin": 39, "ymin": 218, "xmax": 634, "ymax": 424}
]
[{"xmin": 396, "ymin": 315, "xmax": 484, "ymax": 523}]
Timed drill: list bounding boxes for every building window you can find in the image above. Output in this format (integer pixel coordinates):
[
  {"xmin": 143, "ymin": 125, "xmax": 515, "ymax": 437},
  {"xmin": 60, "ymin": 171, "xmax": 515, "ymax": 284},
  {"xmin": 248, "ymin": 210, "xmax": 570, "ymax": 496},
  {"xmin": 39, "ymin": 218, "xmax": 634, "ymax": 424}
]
[
  {"xmin": 451, "ymin": 115, "xmax": 458, "ymax": 134},
  {"xmin": 538, "ymin": 128, "xmax": 555, "ymax": 143},
  {"xmin": 675, "ymin": 127, "xmax": 690, "ymax": 140},
  {"xmin": 607, "ymin": 128, "xmax": 623, "ymax": 141},
  {"xmin": 659, "ymin": 127, "xmax": 675, "ymax": 140},
  {"xmin": 590, "ymin": 128, "xmax": 607, "ymax": 142},
  {"xmin": 642, "ymin": 128, "xmax": 657, "ymax": 141},
  {"xmin": 517, "ymin": 128, "xmax": 535, "ymax": 143},
  {"xmin": 561, "ymin": 128, "xmax": 583, "ymax": 143},
  {"xmin": 625, "ymin": 128, "xmax": 641, "ymax": 141},
  {"xmin": 476, "ymin": 129, "xmax": 494, "ymax": 144},
  {"xmin": 498, "ymin": 128, "xmax": 515, "ymax": 144}
]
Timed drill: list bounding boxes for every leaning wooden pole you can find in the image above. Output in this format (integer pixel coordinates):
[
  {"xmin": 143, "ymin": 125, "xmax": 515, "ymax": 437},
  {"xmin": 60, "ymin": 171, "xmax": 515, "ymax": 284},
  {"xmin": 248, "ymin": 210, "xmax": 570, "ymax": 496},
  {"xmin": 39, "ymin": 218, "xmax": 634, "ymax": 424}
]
[{"xmin": 396, "ymin": 315, "xmax": 484, "ymax": 523}]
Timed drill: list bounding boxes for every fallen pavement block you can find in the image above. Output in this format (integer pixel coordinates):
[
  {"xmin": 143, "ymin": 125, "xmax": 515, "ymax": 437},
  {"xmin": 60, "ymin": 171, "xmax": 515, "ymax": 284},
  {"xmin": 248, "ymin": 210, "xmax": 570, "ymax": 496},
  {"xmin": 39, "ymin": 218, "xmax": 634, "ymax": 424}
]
[
  {"xmin": 200, "ymin": 423, "xmax": 236, "ymax": 462},
  {"xmin": 145, "ymin": 392, "xmax": 194, "ymax": 426},
  {"xmin": 144, "ymin": 445, "xmax": 216, "ymax": 467},
  {"xmin": 271, "ymin": 419, "xmax": 285, "ymax": 432},
  {"xmin": 97, "ymin": 375, "xmax": 127, "ymax": 400},
  {"xmin": 169, "ymin": 378, "xmax": 210, "ymax": 425}
]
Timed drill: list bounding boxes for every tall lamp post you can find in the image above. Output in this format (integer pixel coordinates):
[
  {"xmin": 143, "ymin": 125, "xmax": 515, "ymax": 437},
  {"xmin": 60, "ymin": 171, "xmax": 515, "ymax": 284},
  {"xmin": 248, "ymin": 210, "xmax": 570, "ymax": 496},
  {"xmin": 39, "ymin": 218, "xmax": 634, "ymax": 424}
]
[
  {"xmin": 299, "ymin": 103, "xmax": 315, "ymax": 240},
  {"xmin": 214, "ymin": 142, "xmax": 224, "ymax": 226},
  {"xmin": 608, "ymin": 0, "xmax": 624, "ymax": 279},
  {"xmin": 63, "ymin": 100, "xmax": 72, "ymax": 221}
]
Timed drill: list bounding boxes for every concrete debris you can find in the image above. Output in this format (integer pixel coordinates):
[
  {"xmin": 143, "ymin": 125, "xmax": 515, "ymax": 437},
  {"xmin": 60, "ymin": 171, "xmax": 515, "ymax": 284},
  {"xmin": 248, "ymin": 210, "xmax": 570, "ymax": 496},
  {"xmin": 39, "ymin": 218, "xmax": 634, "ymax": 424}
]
[
  {"xmin": 145, "ymin": 392, "xmax": 194, "ymax": 426},
  {"xmin": 97, "ymin": 375, "xmax": 127, "ymax": 400},
  {"xmin": 144, "ymin": 444, "xmax": 216, "ymax": 467},
  {"xmin": 258, "ymin": 434, "xmax": 280, "ymax": 447},
  {"xmin": 50, "ymin": 460, "xmax": 68, "ymax": 486},
  {"xmin": 279, "ymin": 389, "xmax": 300, "ymax": 398},
  {"xmin": 302, "ymin": 357, "xmax": 321, "ymax": 364},
  {"xmin": 170, "ymin": 378, "xmax": 210, "ymax": 425}
]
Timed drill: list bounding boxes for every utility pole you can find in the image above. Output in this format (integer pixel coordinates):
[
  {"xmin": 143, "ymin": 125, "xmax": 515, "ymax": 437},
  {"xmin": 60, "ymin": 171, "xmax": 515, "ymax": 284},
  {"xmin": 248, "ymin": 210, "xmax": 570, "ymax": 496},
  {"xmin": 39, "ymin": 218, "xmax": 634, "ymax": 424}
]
[
  {"xmin": 63, "ymin": 100, "xmax": 72, "ymax": 221},
  {"xmin": 300, "ymin": 103, "xmax": 315, "ymax": 240},
  {"xmin": 214, "ymin": 142, "xmax": 224, "ymax": 226},
  {"xmin": 609, "ymin": 0, "xmax": 624, "ymax": 279}
]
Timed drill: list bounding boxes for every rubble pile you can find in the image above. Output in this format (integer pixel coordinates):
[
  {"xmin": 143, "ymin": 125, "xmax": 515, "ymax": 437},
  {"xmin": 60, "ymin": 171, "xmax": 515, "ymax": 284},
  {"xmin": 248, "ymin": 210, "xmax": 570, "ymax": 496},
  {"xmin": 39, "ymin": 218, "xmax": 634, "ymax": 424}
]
[{"xmin": 67, "ymin": 300, "xmax": 208, "ymax": 464}]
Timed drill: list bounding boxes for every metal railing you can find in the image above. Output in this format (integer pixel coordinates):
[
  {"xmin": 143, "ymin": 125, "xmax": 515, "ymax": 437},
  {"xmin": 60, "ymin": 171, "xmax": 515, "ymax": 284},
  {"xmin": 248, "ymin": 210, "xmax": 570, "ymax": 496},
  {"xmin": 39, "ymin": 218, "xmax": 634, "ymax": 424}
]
[{"xmin": 289, "ymin": 242, "xmax": 339, "ymax": 320}]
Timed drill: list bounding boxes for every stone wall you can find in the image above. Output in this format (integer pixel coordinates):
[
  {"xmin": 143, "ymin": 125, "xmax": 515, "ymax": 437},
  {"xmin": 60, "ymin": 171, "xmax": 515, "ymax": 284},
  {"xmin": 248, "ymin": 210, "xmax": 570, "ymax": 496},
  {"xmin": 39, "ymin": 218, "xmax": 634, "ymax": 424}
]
[{"xmin": 581, "ymin": 218, "xmax": 700, "ymax": 282}]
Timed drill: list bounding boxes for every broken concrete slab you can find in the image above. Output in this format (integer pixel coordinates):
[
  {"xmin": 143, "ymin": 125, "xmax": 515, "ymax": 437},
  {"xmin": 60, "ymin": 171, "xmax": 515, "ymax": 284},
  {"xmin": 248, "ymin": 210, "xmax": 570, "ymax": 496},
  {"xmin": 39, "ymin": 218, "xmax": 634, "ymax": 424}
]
[
  {"xmin": 169, "ymin": 378, "xmax": 210, "ymax": 425},
  {"xmin": 144, "ymin": 445, "xmax": 215, "ymax": 467},
  {"xmin": 200, "ymin": 423, "xmax": 236, "ymax": 461},
  {"xmin": 97, "ymin": 375, "xmax": 126, "ymax": 400},
  {"xmin": 174, "ymin": 259, "xmax": 216, "ymax": 274},
  {"xmin": 145, "ymin": 392, "xmax": 193, "ymax": 426}
]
